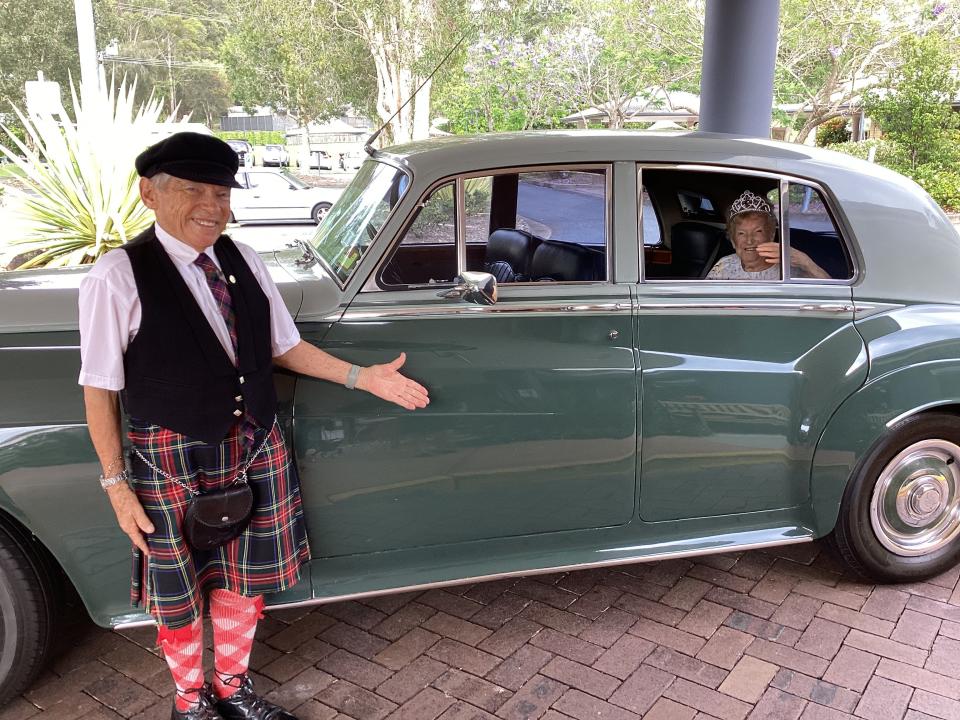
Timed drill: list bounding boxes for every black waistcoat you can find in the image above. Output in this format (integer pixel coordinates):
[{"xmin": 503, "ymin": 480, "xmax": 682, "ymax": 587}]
[{"xmin": 121, "ymin": 227, "xmax": 277, "ymax": 443}]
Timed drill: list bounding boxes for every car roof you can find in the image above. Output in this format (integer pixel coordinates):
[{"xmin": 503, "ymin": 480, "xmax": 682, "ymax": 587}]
[{"xmin": 378, "ymin": 130, "xmax": 960, "ymax": 304}]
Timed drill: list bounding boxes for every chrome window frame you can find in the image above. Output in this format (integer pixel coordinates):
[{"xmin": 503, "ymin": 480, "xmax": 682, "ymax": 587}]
[
  {"xmin": 362, "ymin": 163, "xmax": 614, "ymax": 294},
  {"xmin": 636, "ymin": 163, "xmax": 859, "ymax": 286},
  {"xmin": 313, "ymin": 156, "xmax": 412, "ymax": 291}
]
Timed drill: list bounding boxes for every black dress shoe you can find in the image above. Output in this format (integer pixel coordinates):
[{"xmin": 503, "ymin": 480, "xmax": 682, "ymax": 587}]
[
  {"xmin": 171, "ymin": 686, "xmax": 222, "ymax": 720},
  {"xmin": 215, "ymin": 675, "xmax": 298, "ymax": 720}
]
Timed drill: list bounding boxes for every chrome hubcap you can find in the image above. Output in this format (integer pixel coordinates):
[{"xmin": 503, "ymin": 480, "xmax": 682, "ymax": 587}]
[{"xmin": 870, "ymin": 439, "xmax": 960, "ymax": 556}]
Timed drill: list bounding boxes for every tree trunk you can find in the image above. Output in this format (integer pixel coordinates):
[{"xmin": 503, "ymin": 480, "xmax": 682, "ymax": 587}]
[{"xmin": 412, "ymin": 76, "xmax": 431, "ymax": 140}]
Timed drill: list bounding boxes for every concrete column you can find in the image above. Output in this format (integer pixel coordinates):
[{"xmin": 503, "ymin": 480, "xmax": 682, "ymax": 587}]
[{"xmin": 698, "ymin": 0, "xmax": 780, "ymax": 137}]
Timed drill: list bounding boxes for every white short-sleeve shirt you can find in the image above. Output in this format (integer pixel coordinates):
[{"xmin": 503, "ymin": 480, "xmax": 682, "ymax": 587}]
[{"xmin": 78, "ymin": 224, "xmax": 301, "ymax": 391}]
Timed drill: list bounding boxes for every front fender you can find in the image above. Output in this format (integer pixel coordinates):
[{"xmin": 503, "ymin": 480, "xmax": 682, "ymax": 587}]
[{"xmin": 810, "ymin": 359, "xmax": 960, "ymax": 536}]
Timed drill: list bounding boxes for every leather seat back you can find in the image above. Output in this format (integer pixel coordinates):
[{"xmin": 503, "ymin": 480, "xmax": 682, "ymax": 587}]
[
  {"xmin": 530, "ymin": 241, "xmax": 600, "ymax": 282},
  {"xmin": 669, "ymin": 222, "xmax": 725, "ymax": 279},
  {"xmin": 485, "ymin": 229, "xmax": 540, "ymax": 280}
]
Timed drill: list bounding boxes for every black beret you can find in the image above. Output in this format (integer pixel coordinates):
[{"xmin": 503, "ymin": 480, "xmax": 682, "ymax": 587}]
[{"xmin": 135, "ymin": 132, "xmax": 243, "ymax": 189}]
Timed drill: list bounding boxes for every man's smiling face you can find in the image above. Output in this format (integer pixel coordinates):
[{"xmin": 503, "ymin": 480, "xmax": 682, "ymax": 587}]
[{"xmin": 140, "ymin": 174, "xmax": 232, "ymax": 251}]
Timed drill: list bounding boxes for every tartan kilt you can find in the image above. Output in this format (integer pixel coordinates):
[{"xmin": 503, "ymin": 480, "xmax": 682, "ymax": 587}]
[{"xmin": 127, "ymin": 417, "xmax": 310, "ymax": 629}]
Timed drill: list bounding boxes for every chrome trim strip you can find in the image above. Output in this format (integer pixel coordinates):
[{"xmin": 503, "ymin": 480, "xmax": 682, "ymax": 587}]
[
  {"xmin": 112, "ymin": 534, "xmax": 812, "ymax": 629},
  {"xmin": 887, "ymin": 401, "xmax": 958, "ymax": 429},
  {"xmin": 605, "ymin": 168, "xmax": 613, "ymax": 281},
  {"xmin": 342, "ymin": 301, "xmax": 632, "ymax": 321},
  {"xmin": 0, "ymin": 346, "xmax": 81, "ymax": 351},
  {"xmin": 780, "ymin": 177, "xmax": 790, "ymax": 280},
  {"xmin": 455, "ymin": 176, "xmax": 467, "ymax": 274},
  {"xmin": 634, "ymin": 301, "xmax": 853, "ymax": 314},
  {"xmin": 854, "ymin": 302, "xmax": 904, "ymax": 319},
  {"xmin": 637, "ymin": 167, "xmax": 645, "ymax": 282}
]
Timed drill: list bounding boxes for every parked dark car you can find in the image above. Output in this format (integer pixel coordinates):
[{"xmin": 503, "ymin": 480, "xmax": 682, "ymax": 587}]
[
  {"xmin": 3, "ymin": 131, "xmax": 960, "ymax": 703},
  {"xmin": 226, "ymin": 138, "xmax": 253, "ymax": 167}
]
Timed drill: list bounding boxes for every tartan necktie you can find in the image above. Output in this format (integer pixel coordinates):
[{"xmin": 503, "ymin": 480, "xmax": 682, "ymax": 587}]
[{"xmin": 194, "ymin": 252, "xmax": 238, "ymax": 364}]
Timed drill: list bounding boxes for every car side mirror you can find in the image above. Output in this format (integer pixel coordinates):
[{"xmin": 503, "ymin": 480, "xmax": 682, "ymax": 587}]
[{"xmin": 437, "ymin": 271, "xmax": 497, "ymax": 306}]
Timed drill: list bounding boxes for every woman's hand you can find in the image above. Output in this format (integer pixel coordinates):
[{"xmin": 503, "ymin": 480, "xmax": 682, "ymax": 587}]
[
  {"xmin": 757, "ymin": 242, "xmax": 830, "ymax": 279},
  {"xmin": 356, "ymin": 352, "xmax": 430, "ymax": 410},
  {"xmin": 756, "ymin": 242, "xmax": 781, "ymax": 266}
]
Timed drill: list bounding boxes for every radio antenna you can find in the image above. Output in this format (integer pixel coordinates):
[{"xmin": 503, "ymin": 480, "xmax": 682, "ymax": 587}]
[{"xmin": 364, "ymin": 33, "xmax": 468, "ymax": 155}]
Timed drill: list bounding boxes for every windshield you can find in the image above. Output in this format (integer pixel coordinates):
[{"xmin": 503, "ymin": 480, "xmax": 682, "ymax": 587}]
[
  {"xmin": 280, "ymin": 170, "xmax": 309, "ymax": 189},
  {"xmin": 310, "ymin": 159, "xmax": 409, "ymax": 285}
]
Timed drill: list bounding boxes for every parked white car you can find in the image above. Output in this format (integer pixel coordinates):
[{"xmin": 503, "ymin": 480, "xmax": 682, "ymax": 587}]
[
  {"xmin": 231, "ymin": 168, "xmax": 342, "ymax": 224},
  {"xmin": 261, "ymin": 144, "xmax": 289, "ymax": 167}
]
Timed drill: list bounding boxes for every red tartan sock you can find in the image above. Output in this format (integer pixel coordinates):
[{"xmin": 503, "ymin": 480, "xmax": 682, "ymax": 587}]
[
  {"xmin": 157, "ymin": 617, "xmax": 205, "ymax": 711},
  {"xmin": 209, "ymin": 588, "xmax": 264, "ymax": 699}
]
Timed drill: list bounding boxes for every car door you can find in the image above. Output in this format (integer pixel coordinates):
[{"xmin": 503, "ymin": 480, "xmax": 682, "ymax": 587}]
[
  {"xmin": 635, "ymin": 165, "xmax": 867, "ymax": 521},
  {"xmin": 244, "ymin": 171, "xmax": 304, "ymax": 221},
  {"xmin": 293, "ymin": 164, "xmax": 638, "ymax": 558}
]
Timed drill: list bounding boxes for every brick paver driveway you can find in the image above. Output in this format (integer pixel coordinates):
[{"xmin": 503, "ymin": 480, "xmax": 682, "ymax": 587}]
[{"xmin": 8, "ymin": 541, "xmax": 960, "ymax": 720}]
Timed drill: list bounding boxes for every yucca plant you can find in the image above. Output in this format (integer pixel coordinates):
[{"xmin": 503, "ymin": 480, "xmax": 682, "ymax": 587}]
[{"xmin": 0, "ymin": 72, "xmax": 182, "ymax": 269}]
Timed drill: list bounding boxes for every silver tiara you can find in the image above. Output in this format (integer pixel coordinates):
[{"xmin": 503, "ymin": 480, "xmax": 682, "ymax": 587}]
[{"xmin": 729, "ymin": 190, "xmax": 773, "ymax": 219}]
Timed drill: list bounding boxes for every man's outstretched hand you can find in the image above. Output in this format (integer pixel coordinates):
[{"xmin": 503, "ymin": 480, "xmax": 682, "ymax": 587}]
[{"xmin": 357, "ymin": 352, "xmax": 430, "ymax": 410}]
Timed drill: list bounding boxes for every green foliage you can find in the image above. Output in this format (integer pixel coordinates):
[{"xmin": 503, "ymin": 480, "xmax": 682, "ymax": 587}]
[
  {"xmin": 0, "ymin": 73, "xmax": 177, "ymax": 269},
  {"xmin": 863, "ymin": 33, "xmax": 960, "ymax": 171},
  {"xmin": 828, "ymin": 135, "xmax": 960, "ymax": 212},
  {"xmin": 913, "ymin": 161, "xmax": 960, "ymax": 212},
  {"xmin": 775, "ymin": 0, "xmax": 920, "ymax": 142},
  {"xmin": 815, "ymin": 117, "xmax": 851, "ymax": 147},
  {"xmin": 97, "ymin": 0, "xmax": 233, "ymax": 127},
  {"xmin": 438, "ymin": 0, "xmax": 704, "ymax": 134},
  {"xmin": 0, "ymin": 0, "xmax": 82, "ymax": 136},
  {"xmin": 221, "ymin": 0, "xmax": 355, "ymax": 132},
  {"xmin": 215, "ymin": 130, "xmax": 286, "ymax": 146},
  {"xmin": 853, "ymin": 32, "xmax": 960, "ymax": 211}
]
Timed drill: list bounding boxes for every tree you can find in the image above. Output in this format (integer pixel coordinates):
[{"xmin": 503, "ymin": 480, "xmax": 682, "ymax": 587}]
[
  {"xmin": 96, "ymin": 0, "xmax": 232, "ymax": 127},
  {"xmin": 773, "ymin": 0, "xmax": 941, "ymax": 143},
  {"xmin": 438, "ymin": 0, "xmax": 703, "ymax": 133},
  {"xmin": 326, "ymin": 0, "xmax": 467, "ymax": 144},
  {"xmin": 221, "ymin": 0, "xmax": 347, "ymax": 165},
  {"xmin": 562, "ymin": 0, "xmax": 703, "ymax": 129},
  {"xmin": 0, "ymin": 0, "xmax": 81, "ymax": 134},
  {"xmin": 863, "ymin": 32, "xmax": 960, "ymax": 171}
]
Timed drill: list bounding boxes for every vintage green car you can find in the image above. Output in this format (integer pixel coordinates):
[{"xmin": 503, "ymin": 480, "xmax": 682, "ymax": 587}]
[{"xmin": 2, "ymin": 131, "xmax": 960, "ymax": 702}]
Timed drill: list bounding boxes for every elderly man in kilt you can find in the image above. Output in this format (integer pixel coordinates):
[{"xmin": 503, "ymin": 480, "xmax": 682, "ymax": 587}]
[{"xmin": 78, "ymin": 132, "xmax": 429, "ymax": 720}]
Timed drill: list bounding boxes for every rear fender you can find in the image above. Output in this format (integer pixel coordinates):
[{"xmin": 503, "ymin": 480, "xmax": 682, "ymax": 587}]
[{"xmin": 810, "ymin": 360, "xmax": 960, "ymax": 536}]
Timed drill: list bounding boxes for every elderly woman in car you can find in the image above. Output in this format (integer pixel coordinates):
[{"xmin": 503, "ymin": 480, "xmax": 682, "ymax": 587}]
[{"xmin": 706, "ymin": 190, "xmax": 829, "ymax": 280}]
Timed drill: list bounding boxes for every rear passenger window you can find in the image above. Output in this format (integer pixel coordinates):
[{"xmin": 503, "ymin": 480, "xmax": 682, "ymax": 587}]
[
  {"xmin": 466, "ymin": 168, "xmax": 608, "ymax": 283},
  {"xmin": 785, "ymin": 183, "xmax": 854, "ymax": 280},
  {"xmin": 642, "ymin": 168, "xmax": 780, "ymax": 281}
]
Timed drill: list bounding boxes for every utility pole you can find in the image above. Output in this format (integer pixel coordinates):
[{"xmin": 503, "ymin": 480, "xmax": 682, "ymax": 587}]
[{"xmin": 74, "ymin": 0, "xmax": 100, "ymax": 90}]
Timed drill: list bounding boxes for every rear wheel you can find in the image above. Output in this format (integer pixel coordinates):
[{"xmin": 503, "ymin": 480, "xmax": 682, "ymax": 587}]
[
  {"xmin": 312, "ymin": 202, "xmax": 332, "ymax": 224},
  {"xmin": 834, "ymin": 412, "xmax": 960, "ymax": 582},
  {"xmin": 0, "ymin": 523, "xmax": 57, "ymax": 705}
]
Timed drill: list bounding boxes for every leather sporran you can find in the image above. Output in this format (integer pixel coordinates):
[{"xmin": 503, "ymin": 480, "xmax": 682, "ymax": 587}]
[
  {"xmin": 182, "ymin": 482, "xmax": 253, "ymax": 550},
  {"xmin": 132, "ymin": 418, "xmax": 277, "ymax": 551}
]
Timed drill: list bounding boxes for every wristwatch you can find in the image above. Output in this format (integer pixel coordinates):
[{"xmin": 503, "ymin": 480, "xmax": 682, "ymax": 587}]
[
  {"xmin": 345, "ymin": 364, "xmax": 362, "ymax": 390},
  {"xmin": 99, "ymin": 469, "xmax": 129, "ymax": 491}
]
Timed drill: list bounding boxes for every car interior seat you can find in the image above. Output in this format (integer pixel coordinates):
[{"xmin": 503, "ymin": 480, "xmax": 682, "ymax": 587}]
[
  {"xmin": 529, "ymin": 240, "xmax": 601, "ymax": 282},
  {"xmin": 668, "ymin": 222, "xmax": 728, "ymax": 279},
  {"xmin": 485, "ymin": 229, "xmax": 541, "ymax": 282}
]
